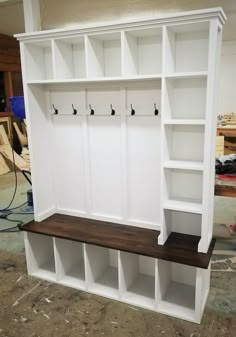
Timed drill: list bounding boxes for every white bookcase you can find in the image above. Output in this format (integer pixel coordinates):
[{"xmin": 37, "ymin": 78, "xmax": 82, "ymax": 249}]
[{"xmin": 16, "ymin": 7, "xmax": 226, "ymax": 323}]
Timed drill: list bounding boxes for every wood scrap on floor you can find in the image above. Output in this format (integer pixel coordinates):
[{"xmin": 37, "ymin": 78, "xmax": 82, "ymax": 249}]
[
  {"xmin": 0, "ymin": 145, "xmax": 29, "ymax": 171},
  {"xmin": 0, "ymin": 125, "xmax": 10, "ymax": 145},
  {"xmin": 13, "ymin": 122, "xmax": 28, "ymax": 147},
  {"xmin": 0, "ymin": 153, "xmax": 10, "ymax": 175},
  {"xmin": 21, "ymin": 147, "xmax": 30, "ymax": 169}
]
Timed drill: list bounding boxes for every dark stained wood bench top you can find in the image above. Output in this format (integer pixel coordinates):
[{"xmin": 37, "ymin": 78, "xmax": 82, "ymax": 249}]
[{"xmin": 21, "ymin": 213, "xmax": 215, "ymax": 269}]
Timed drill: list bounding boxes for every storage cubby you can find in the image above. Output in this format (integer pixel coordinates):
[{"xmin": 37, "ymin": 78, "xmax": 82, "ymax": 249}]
[
  {"xmin": 163, "ymin": 168, "xmax": 203, "ymax": 213},
  {"xmin": 85, "ymin": 245, "xmax": 119, "ymax": 299},
  {"xmin": 120, "ymin": 252, "xmax": 156, "ymax": 309},
  {"xmin": 24, "ymin": 40, "xmax": 53, "ymax": 80},
  {"xmin": 165, "ymin": 22, "xmax": 209, "ymax": 74},
  {"xmin": 86, "ymin": 33, "xmax": 121, "ymax": 77},
  {"xmin": 157, "ymin": 260, "xmax": 196, "ymax": 321},
  {"xmin": 25, "ymin": 233, "xmax": 56, "ymax": 281},
  {"xmin": 163, "ymin": 209, "xmax": 202, "ymax": 237},
  {"xmin": 164, "ymin": 77, "xmax": 207, "ymax": 121},
  {"xmin": 123, "ymin": 28, "xmax": 162, "ymax": 76},
  {"xmin": 54, "ymin": 37, "xmax": 86, "ymax": 79},
  {"xmin": 55, "ymin": 238, "xmax": 85, "ymax": 289},
  {"xmin": 163, "ymin": 124, "xmax": 205, "ymax": 164}
]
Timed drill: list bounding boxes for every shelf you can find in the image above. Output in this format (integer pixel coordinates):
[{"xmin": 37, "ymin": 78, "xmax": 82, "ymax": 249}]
[
  {"xmin": 163, "ymin": 160, "xmax": 204, "ymax": 171},
  {"xmin": 86, "ymin": 245, "xmax": 119, "ymax": 299},
  {"xmin": 21, "ymin": 214, "xmax": 215, "ymax": 269},
  {"xmin": 163, "ymin": 119, "xmax": 205, "ymax": 125},
  {"xmin": 165, "ymin": 71, "xmax": 208, "ymax": 79},
  {"xmin": 55, "ymin": 238, "xmax": 85, "ymax": 289},
  {"xmin": 120, "ymin": 252, "xmax": 156, "ymax": 309},
  {"xmin": 26, "ymin": 233, "xmax": 56, "ymax": 281},
  {"xmin": 164, "ymin": 199, "xmax": 202, "ymax": 214},
  {"xmin": 26, "ymin": 74, "xmax": 162, "ymax": 85},
  {"xmin": 158, "ymin": 260, "xmax": 196, "ymax": 321},
  {"xmin": 123, "ymin": 27, "xmax": 162, "ymax": 76}
]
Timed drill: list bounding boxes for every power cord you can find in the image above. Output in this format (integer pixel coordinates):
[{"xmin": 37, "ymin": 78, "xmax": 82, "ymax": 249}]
[{"xmin": 0, "ymin": 212, "xmax": 23, "ymax": 233}]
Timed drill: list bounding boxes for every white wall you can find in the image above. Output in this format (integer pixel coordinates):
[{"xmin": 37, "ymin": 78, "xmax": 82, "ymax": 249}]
[{"xmin": 220, "ymin": 41, "xmax": 236, "ymax": 114}]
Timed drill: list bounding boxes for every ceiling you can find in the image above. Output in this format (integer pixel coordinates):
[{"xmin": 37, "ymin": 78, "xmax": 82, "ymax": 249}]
[{"xmin": 0, "ymin": 0, "xmax": 236, "ymax": 41}]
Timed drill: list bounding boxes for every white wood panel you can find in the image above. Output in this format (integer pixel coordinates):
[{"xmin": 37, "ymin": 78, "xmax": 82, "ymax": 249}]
[
  {"xmin": 52, "ymin": 115, "xmax": 86, "ymax": 213},
  {"xmin": 86, "ymin": 87, "xmax": 121, "ymax": 115},
  {"xmin": 88, "ymin": 116, "xmax": 122, "ymax": 219},
  {"xmin": 127, "ymin": 116, "xmax": 160, "ymax": 225},
  {"xmin": 49, "ymin": 87, "xmax": 83, "ymax": 115}
]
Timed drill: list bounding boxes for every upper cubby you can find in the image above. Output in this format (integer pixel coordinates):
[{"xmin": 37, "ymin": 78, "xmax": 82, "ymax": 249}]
[
  {"xmin": 53, "ymin": 37, "xmax": 86, "ymax": 79},
  {"xmin": 165, "ymin": 22, "xmax": 209, "ymax": 74},
  {"xmin": 123, "ymin": 28, "xmax": 162, "ymax": 76},
  {"xmin": 86, "ymin": 32, "xmax": 121, "ymax": 78},
  {"xmin": 163, "ymin": 77, "xmax": 207, "ymax": 121},
  {"xmin": 24, "ymin": 40, "xmax": 53, "ymax": 80}
]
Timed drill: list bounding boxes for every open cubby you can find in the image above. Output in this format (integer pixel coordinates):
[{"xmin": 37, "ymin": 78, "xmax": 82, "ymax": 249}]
[
  {"xmin": 163, "ymin": 168, "xmax": 203, "ymax": 213},
  {"xmin": 54, "ymin": 37, "xmax": 86, "ymax": 79},
  {"xmin": 25, "ymin": 233, "xmax": 56, "ymax": 281},
  {"xmin": 163, "ymin": 209, "xmax": 202, "ymax": 237},
  {"xmin": 165, "ymin": 22, "xmax": 209, "ymax": 73},
  {"xmin": 86, "ymin": 33, "xmax": 121, "ymax": 77},
  {"xmin": 24, "ymin": 41, "xmax": 53, "ymax": 80},
  {"xmin": 54, "ymin": 238, "xmax": 85, "ymax": 289},
  {"xmin": 123, "ymin": 28, "xmax": 162, "ymax": 76},
  {"xmin": 158, "ymin": 260, "xmax": 196, "ymax": 321},
  {"xmin": 164, "ymin": 124, "xmax": 205, "ymax": 163},
  {"xmin": 86, "ymin": 245, "xmax": 119, "ymax": 299},
  {"xmin": 120, "ymin": 252, "xmax": 156, "ymax": 309},
  {"xmin": 164, "ymin": 77, "xmax": 207, "ymax": 121}
]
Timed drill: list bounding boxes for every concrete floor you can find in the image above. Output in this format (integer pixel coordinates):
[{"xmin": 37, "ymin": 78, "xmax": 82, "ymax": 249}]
[{"xmin": 0, "ymin": 172, "xmax": 236, "ymax": 336}]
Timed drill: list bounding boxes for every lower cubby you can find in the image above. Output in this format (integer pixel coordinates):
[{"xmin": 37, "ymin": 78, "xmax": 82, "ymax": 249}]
[
  {"xmin": 85, "ymin": 245, "xmax": 119, "ymax": 299},
  {"xmin": 157, "ymin": 260, "xmax": 196, "ymax": 321},
  {"xmin": 25, "ymin": 232, "xmax": 56, "ymax": 282},
  {"xmin": 120, "ymin": 252, "xmax": 156, "ymax": 310},
  {"xmin": 54, "ymin": 238, "xmax": 86, "ymax": 289}
]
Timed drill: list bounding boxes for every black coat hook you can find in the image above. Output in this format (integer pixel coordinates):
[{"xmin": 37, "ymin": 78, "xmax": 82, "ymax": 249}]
[
  {"xmin": 89, "ymin": 104, "xmax": 94, "ymax": 115},
  {"xmin": 110, "ymin": 104, "xmax": 115, "ymax": 115},
  {"xmin": 52, "ymin": 104, "xmax": 58, "ymax": 115},
  {"xmin": 131, "ymin": 104, "xmax": 135, "ymax": 115},
  {"xmin": 72, "ymin": 104, "xmax": 77, "ymax": 115},
  {"xmin": 154, "ymin": 103, "xmax": 159, "ymax": 116}
]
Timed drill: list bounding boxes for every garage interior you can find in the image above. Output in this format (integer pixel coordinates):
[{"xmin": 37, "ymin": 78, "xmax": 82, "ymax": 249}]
[{"xmin": 0, "ymin": 1, "xmax": 236, "ymax": 336}]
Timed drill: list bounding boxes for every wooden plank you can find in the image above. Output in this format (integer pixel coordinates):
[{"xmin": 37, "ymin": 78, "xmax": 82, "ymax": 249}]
[
  {"xmin": 21, "ymin": 213, "xmax": 215, "ymax": 269},
  {"xmin": 0, "ymin": 153, "xmax": 10, "ymax": 175},
  {"xmin": 0, "ymin": 144, "xmax": 28, "ymax": 170},
  {"xmin": 0, "ymin": 125, "xmax": 10, "ymax": 145}
]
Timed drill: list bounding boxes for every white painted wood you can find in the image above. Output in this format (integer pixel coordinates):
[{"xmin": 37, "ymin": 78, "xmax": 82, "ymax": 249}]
[
  {"xmin": 120, "ymin": 252, "xmax": 156, "ymax": 309},
  {"xmin": 16, "ymin": 9, "xmax": 225, "ymax": 323},
  {"xmin": 85, "ymin": 244, "xmax": 119, "ymax": 299},
  {"xmin": 23, "ymin": 0, "xmax": 41, "ymax": 33}
]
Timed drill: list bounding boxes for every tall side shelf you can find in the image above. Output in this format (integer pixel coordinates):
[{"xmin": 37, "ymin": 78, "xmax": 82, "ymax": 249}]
[{"xmin": 16, "ymin": 7, "xmax": 226, "ymax": 324}]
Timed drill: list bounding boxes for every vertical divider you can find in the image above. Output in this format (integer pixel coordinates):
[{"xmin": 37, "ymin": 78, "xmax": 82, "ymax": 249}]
[
  {"xmin": 84, "ymin": 35, "xmax": 89, "ymax": 78},
  {"xmin": 121, "ymin": 31, "xmax": 125, "ymax": 77},
  {"xmin": 83, "ymin": 243, "xmax": 89, "ymax": 291},
  {"xmin": 155, "ymin": 259, "xmax": 159, "ymax": 310},
  {"xmin": 51, "ymin": 39, "xmax": 56, "ymax": 80},
  {"xmin": 53, "ymin": 237, "xmax": 60, "ymax": 282},
  {"xmin": 118, "ymin": 250, "xmax": 122, "ymax": 300}
]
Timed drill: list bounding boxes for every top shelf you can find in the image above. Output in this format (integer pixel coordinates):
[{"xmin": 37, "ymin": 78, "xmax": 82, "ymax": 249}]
[
  {"xmin": 22, "ymin": 21, "xmax": 211, "ymax": 82},
  {"xmin": 21, "ymin": 213, "xmax": 215, "ymax": 269}
]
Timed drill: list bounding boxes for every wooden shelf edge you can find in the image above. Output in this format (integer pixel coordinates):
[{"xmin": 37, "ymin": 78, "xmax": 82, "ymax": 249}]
[{"xmin": 20, "ymin": 213, "xmax": 215, "ymax": 269}]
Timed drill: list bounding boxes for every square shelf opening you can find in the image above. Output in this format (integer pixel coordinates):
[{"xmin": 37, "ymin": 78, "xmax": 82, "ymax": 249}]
[
  {"xmin": 163, "ymin": 209, "xmax": 202, "ymax": 237},
  {"xmin": 164, "ymin": 168, "xmax": 203, "ymax": 213},
  {"xmin": 124, "ymin": 28, "xmax": 162, "ymax": 76},
  {"xmin": 164, "ymin": 77, "xmax": 207, "ymax": 120},
  {"xmin": 120, "ymin": 252, "xmax": 156, "ymax": 309},
  {"xmin": 54, "ymin": 37, "xmax": 86, "ymax": 79},
  {"xmin": 164, "ymin": 124, "xmax": 205, "ymax": 163},
  {"xmin": 158, "ymin": 260, "xmax": 196, "ymax": 321},
  {"xmin": 86, "ymin": 245, "xmax": 119, "ymax": 299},
  {"xmin": 87, "ymin": 33, "xmax": 121, "ymax": 77},
  {"xmin": 55, "ymin": 238, "xmax": 85, "ymax": 289},
  {"xmin": 24, "ymin": 41, "xmax": 53, "ymax": 80},
  {"xmin": 165, "ymin": 22, "xmax": 209, "ymax": 73},
  {"xmin": 26, "ymin": 233, "xmax": 55, "ymax": 281}
]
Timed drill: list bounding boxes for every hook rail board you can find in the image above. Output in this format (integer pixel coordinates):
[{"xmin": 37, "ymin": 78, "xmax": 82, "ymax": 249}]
[{"xmin": 15, "ymin": 7, "xmax": 226, "ymax": 323}]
